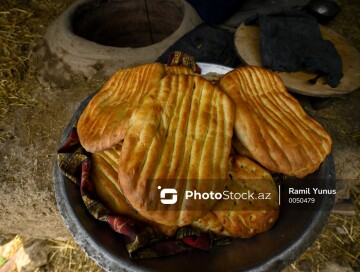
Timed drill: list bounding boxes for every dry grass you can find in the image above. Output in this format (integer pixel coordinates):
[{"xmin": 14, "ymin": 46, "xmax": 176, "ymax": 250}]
[
  {"xmin": 37, "ymin": 239, "xmax": 103, "ymax": 272},
  {"xmin": 0, "ymin": 0, "xmax": 73, "ymax": 141},
  {"xmin": 287, "ymin": 185, "xmax": 360, "ymax": 272}
]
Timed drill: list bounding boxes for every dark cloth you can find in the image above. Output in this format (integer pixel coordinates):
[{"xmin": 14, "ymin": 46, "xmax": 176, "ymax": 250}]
[
  {"xmin": 185, "ymin": 0, "xmax": 242, "ymax": 24},
  {"xmin": 258, "ymin": 11, "xmax": 343, "ymax": 87},
  {"xmin": 157, "ymin": 24, "xmax": 241, "ymax": 68}
]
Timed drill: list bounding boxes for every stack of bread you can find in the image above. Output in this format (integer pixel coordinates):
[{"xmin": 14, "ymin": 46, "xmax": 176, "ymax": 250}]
[{"xmin": 77, "ymin": 62, "xmax": 332, "ymax": 238}]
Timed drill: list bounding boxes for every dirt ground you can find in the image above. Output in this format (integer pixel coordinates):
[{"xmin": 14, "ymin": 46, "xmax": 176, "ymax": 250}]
[{"xmin": 0, "ymin": 0, "xmax": 359, "ymax": 271}]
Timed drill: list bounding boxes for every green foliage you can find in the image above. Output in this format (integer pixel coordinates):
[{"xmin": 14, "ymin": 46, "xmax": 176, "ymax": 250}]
[{"xmin": 0, "ymin": 257, "xmax": 7, "ymax": 268}]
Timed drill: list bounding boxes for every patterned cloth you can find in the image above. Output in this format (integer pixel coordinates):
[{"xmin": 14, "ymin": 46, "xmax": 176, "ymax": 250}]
[
  {"xmin": 57, "ymin": 126, "xmax": 232, "ymax": 258},
  {"xmin": 167, "ymin": 51, "xmax": 202, "ymax": 73}
]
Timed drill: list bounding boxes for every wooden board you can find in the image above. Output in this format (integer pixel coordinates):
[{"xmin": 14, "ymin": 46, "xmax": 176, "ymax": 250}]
[{"xmin": 235, "ymin": 23, "xmax": 360, "ymax": 97}]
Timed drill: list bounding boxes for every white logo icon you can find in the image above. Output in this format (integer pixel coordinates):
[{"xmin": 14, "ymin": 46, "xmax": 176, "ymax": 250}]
[{"xmin": 158, "ymin": 186, "xmax": 177, "ymax": 204}]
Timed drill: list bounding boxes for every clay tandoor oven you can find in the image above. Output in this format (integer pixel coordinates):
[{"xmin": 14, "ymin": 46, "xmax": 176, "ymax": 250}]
[
  {"xmin": 35, "ymin": 0, "xmax": 201, "ymax": 86},
  {"xmin": 72, "ymin": 0, "xmax": 184, "ymax": 48}
]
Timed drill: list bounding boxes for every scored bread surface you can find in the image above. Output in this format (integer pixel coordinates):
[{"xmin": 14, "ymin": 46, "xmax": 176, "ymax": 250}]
[
  {"xmin": 219, "ymin": 66, "xmax": 332, "ymax": 177},
  {"xmin": 118, "ymin": 74, "xmax": 235, "ymax": 226},
  {"xmin": 77, "ymin": 62, "xmax": 166, "ymax": 153},
  {"xmin": 91, "ymin": 143, "xmax": 128, "ymax": 216},
  {"xmin": 91, "ymin": 144, "xmax": 178, "ymax": 236},
  {"xmin": 192, "ymin": 155, "xmax": 279, "ymax": 238},
  {"xmin": 165, "ymin": 66, "xmax": 196, "ymax": 75}
]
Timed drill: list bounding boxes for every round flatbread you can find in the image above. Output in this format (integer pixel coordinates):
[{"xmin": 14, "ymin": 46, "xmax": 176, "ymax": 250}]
[
  {"xmin": 219, "ymin": 66, "xmax": 332, "ymax": 178},
  {"xmin": 77, "ymin": 62, "xmax": 166, "ymax": 153}
]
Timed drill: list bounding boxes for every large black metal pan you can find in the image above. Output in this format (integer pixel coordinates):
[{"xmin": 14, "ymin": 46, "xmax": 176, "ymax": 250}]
[{"xmin": 54, "ymin": 63, "xmax": 335, "ymax": 272}]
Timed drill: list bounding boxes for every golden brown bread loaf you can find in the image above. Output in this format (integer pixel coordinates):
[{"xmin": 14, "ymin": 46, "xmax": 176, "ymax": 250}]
[
  {"xmin": 78, "ymin": 63, "xmax": 333, "ymax": 240},
  {"xmin": 218, "ymin": 66, "xmax": 332, "ymax": 178},
  {"xmin": 165, "ymin": 66, "xmax": 196, "ymax": 75},
  {"xmin": 91, "ymin": 143, "xmax": 129, "ymax": 216},
  {"xmin": 192, "ymin": 155, "xmax": 279, "ymax": 238},
  {"xmin": 91, "ymin": 143, "xmax": 178, "ymax": 236},
  {"xmin": 118, "ymin": 74, "xmax": 235, "ymax": 226},
  {"xmin": 77, "ymin": 62, "xmax": 166, "ymax": 153}
]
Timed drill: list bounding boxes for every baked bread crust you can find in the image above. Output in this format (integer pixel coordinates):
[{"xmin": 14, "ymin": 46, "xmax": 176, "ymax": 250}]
[
  {"xmin": 192, "ymin": 155, "xmax": 279, "ymax": 238},
  {"xmin": 77, "ymin": 62, "xmax": 166, "ymax": 153},
  {"xmin": 78, "ymin": 63, "xmax": 333, "ymax": 240},
  {"xmin": 219, "ymin": 66, "xmax": 332, "ymax": 177},
  {"xmin": 91, "ymin": 143, "xmax": 178, "ymax": 236},
  {"xmin": 165, "ymin": 66, "xmax": 196, "ymax": 75},
  {"xmin": 118, "ymin": 74, "xmax": 235, "ymax": 226}
]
